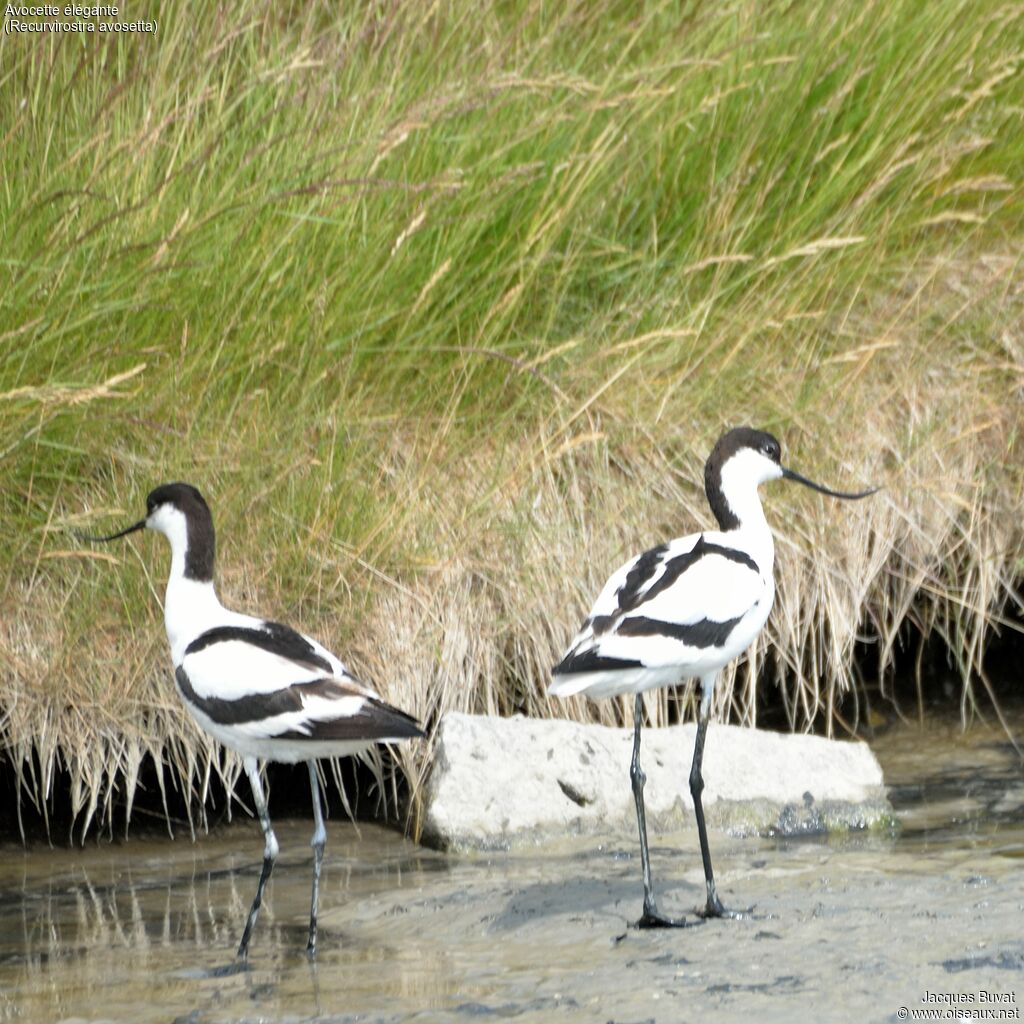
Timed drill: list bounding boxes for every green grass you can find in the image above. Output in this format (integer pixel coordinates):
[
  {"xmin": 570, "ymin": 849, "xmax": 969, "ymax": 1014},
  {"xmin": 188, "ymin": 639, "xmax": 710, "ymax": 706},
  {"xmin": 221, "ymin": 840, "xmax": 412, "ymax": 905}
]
[{"xmin": 1, "ymin": 0, "xmax": 1022, "ymax": 839}]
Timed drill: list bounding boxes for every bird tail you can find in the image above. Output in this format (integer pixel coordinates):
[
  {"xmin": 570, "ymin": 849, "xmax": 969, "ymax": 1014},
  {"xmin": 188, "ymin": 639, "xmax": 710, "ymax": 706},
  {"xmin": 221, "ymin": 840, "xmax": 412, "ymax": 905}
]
[{"xmin": 548, "ymin": 672, "xmax": 598, "ymax": 698}]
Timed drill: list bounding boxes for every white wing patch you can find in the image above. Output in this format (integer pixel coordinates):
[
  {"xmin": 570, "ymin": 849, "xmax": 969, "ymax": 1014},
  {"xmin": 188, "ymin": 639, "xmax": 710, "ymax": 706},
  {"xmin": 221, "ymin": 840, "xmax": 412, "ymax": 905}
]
[
  {"xmin": 552, "ymin": 531, "xmax": 771, "ymax": 689},
  {"xmin": 180, "ymin": 639, "xmax": 323, "ymax": 701},
  {"xmin": 178, "ymin": 620, "xmax": 372, "ymax": 702},
  {"xmin": 636, "ymin": 553, "xmax": 763, "ymax": 628}
]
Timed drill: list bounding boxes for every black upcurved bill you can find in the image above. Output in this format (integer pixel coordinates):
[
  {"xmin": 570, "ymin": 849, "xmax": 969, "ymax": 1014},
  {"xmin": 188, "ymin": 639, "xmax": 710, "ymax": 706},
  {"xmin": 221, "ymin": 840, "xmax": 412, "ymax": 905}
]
[
  {"xmin": 76, "ymin": 519, "xmax": 147, "ymax": 542},
  {"xmin": 782, "ymin": 467, "xmax": 878, "ymax": 500}
]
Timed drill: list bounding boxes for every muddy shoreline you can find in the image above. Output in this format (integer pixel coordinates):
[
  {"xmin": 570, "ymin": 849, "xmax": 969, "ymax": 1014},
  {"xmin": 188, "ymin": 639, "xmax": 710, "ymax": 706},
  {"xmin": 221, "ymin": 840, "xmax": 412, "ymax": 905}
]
[{"xmin": 1, "ymin": 717, "xmax": 1022, "ymax": 1023}]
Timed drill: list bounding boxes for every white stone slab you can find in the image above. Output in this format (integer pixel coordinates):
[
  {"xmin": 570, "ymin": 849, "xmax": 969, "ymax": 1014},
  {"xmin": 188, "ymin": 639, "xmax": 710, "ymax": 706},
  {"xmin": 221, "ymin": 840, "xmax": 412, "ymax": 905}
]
[{"xmin": 421, "ymin": 712, "xmax": 891, "ymax": 851}]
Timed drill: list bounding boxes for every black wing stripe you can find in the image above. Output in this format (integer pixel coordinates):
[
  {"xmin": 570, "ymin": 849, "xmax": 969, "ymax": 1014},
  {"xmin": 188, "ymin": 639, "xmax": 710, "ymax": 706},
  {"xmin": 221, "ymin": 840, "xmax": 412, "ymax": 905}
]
[
  {"xmin": 703, "ymin": 542, "xmax": 759, "ymax": 573},
  {"xmin": 175, "ymin": 667, "xmax": 425, "ymax": 739},
  {"xmin": 613, "ymin": 542, "xmax": 670, "ymax": 615},
  {"xmin": 616, "ymin": 614, "xmax": 743, "ymax": 648},
  {"xmin": 176, "ymin": 666, "xmax": 321, "ymax": 724},
  {"xmin": 552, "ymin": 648, "xmax": 643, "ymax": 676},
  {"xmin": 272, "ymin": 698, "xmax": 424, "ymax": 742},
  {"xmin": 185, "ymin": 621, "xmax": 334, "ymax": 674},
  {"xmin": 591, "ymin": 536, "xmax": 758, "ymax": 637}
]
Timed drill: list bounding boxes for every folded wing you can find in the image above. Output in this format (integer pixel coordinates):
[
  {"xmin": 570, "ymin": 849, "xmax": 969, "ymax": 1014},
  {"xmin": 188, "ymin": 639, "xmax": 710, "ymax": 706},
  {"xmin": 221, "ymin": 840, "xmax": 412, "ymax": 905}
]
[
  {"xmin": 550, "ymin": 533, "xmax": 766, "ymax": 696},
  {"xmin": 176, "ymin": 620, "xmax": 423, "ymax": 743}
]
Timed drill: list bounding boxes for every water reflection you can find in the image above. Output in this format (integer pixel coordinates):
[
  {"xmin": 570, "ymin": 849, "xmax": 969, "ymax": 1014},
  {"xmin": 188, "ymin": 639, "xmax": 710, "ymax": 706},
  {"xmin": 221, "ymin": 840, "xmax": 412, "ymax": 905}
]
[
  {"xmin": 0, "ymin": 824, "xmax": 462, "ymax": 1021},
  {"xmin": 1, "ymin": 714, "xmax": 1022, "ymax": 1023}
]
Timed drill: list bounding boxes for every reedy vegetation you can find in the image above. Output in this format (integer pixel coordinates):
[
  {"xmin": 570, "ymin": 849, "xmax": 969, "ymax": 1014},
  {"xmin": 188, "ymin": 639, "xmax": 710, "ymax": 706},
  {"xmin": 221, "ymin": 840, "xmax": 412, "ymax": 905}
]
[{"xmin": 0, "ymin": 0, "xmax": 1021, "ymax": 839}]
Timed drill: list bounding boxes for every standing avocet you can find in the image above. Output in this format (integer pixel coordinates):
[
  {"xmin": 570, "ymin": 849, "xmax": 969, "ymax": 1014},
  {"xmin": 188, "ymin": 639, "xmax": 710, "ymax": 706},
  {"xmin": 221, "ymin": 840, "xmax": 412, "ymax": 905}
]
[
  {"xmin": 83, "ymin": 483, "xmax": 423, "ymax": 959},
  {"xmin": 549, "ymin": 427, "xmax": 876, "ymax": 928}
]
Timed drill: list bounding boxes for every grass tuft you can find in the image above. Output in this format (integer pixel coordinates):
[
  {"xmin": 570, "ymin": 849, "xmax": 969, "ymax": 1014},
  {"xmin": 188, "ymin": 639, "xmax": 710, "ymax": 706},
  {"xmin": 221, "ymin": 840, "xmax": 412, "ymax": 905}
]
[{"xmin": 1, "ymin": 0, "xmax": 1022, "ymax": 838}]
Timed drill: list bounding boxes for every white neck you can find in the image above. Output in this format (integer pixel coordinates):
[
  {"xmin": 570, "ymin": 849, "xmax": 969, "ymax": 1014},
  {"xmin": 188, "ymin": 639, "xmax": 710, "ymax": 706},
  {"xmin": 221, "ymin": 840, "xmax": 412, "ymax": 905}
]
[
  {"xmin": 164, "ymin": 573, "xmax": 226, "ymax": 665},
  {"xmin": 717, "ymin": 455, "xmax": 777, "ymax": 572},
  {"xmin": 151, "ymin": 507, "xmax": 229, "ymax": 663}
]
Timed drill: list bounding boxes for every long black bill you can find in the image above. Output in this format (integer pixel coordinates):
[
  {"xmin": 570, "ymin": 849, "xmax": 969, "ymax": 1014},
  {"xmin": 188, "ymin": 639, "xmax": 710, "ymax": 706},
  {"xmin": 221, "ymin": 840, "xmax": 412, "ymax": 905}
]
[
  {"xmin": 782, "ymin": 467, "xmax": 878, "ymax": 501},
  {"xmin": 75, "ymin": 519, "xmax": 147, "ymax": 543}
]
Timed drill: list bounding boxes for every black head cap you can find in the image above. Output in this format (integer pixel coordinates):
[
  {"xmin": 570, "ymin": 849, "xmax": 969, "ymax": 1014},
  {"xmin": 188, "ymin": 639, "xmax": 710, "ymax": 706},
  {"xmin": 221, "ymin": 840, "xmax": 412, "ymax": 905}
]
[
  {"xmin": 146, "ymin": 482, "xmax": 210, "ymax": 516},
  {"xmin": 147, "ymin": 482, "xmax": 215, "ymax": 581},
  {"xmin": 704, "ymin": 426, "xmax": 781, "ymax": 530},
  {"xmin": 709, "ymin": 427, "xmax": 781, "ymax": 466}
]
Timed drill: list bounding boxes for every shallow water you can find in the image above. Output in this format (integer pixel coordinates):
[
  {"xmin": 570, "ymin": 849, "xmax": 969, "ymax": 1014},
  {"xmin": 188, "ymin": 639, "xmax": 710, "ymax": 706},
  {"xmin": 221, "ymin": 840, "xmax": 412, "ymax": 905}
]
[{"xmin": 1, "ymin": 715, "xmax": 1022, "ymax": 1024}]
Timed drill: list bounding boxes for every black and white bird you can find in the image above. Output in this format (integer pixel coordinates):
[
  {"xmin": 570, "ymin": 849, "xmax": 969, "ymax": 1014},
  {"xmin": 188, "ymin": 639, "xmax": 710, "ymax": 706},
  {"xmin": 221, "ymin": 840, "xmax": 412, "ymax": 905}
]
[
  {"xmin": 83, "ymin": 483, "xmax": 423, "ymax": 959},
  {"xmin": 549, "ymin": 427, "xmax": 876, "ymax": 928}
]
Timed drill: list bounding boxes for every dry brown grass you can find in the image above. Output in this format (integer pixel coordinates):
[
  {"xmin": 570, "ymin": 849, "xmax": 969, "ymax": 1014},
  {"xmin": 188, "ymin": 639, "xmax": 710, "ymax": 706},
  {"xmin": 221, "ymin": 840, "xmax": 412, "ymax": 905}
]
[
  {"xmin": 2, "ymin": 0, "xmax": 1022, "ymax": 840},
  {"xmin": 3, "ymin": 253, "xmax": 1022, "ymax": 841}
]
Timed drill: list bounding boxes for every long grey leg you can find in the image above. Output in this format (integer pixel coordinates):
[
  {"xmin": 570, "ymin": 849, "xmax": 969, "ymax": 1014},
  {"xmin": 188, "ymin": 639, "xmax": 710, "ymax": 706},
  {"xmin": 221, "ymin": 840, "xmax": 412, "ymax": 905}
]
[
  {"xmin": 307, "ymin": 760, "xmax": 327, "ymax": 956},
  {"xmin": 630, "ymin": 694, "xmax": 694, "ymax": 929},
  {"xmin": 691, "ymin": 676, "xmax": 746, "ymax": 919},
  {"xmin": 237, "ymin": 757, "xmax": 279, "ymax": 959}
]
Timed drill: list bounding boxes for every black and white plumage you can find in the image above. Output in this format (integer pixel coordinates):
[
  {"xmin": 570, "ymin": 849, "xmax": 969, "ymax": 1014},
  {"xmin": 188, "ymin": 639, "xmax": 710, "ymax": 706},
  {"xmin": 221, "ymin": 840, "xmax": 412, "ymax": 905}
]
[
  {"xmin": 84, "ymin": 482, "xmax": 423, "ymax": 959},
  {"xmin": 549, "ymin": 427, "xmax": 876, "ymax": 928}
]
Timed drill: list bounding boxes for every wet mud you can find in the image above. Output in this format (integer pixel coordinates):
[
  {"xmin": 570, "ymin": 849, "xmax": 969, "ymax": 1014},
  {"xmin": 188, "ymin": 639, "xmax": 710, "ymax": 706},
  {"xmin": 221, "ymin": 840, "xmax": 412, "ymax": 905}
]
[{"xmin": 1, "ymin": 716, "xmax": 1022, "ymax": 1023}]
